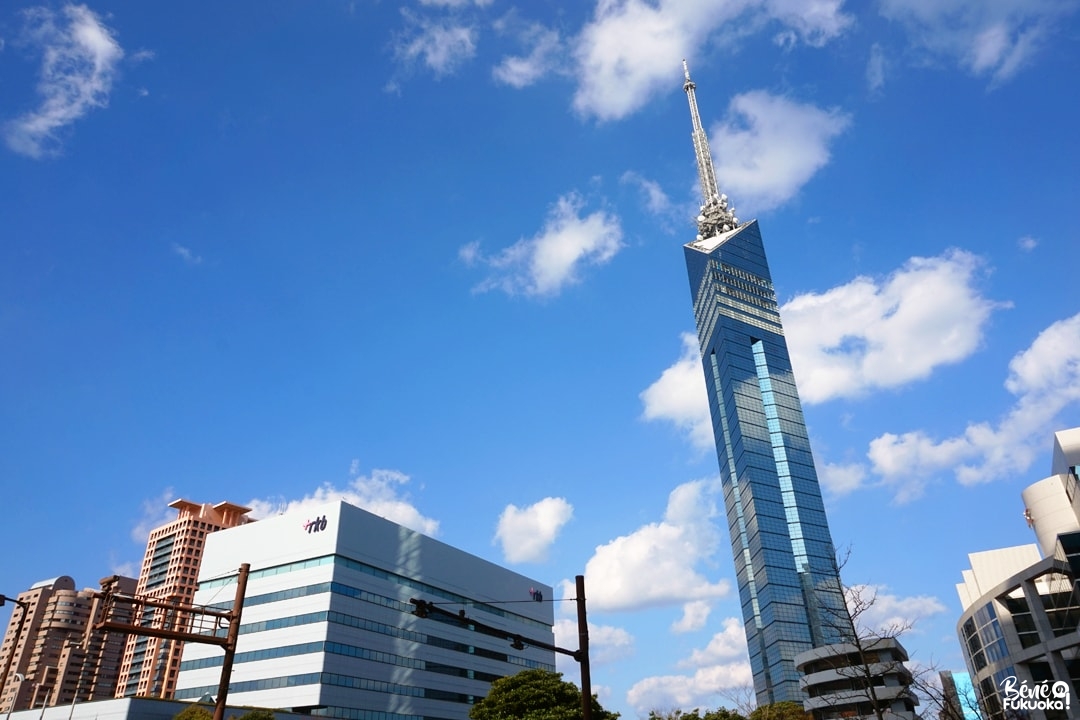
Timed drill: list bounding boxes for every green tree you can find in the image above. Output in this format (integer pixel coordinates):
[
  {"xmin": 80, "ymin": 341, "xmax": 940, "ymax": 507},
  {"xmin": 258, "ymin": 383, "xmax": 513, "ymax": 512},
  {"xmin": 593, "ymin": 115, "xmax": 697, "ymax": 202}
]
[
  {"xmin": 746, "ymin": 701, "xmax": 810, "ymax": 720},
  {"xmin": 648, "ymin": 707, "xmax": 746, "ymax": 720},
  {"xmin": 174, "ymin": 705, "xmax": 214, "ymax": 720},
  {"xmin": 469, "ymin": 669, "xmax": 619, "ymax": 720},
  {"xmin": 232, "ymin": 710, "xmax": 277, "ymax": 720},
  {"xmin": 703, "ymin": 709, "xmax": 746, "ymax": 720}
]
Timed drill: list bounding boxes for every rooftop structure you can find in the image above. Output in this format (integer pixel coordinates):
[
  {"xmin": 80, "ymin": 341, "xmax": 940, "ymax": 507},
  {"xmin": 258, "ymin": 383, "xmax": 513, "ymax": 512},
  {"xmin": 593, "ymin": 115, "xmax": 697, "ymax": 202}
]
[{"xmin": 116, "ymin": 499, "xmax": 252, "ymax": 700}]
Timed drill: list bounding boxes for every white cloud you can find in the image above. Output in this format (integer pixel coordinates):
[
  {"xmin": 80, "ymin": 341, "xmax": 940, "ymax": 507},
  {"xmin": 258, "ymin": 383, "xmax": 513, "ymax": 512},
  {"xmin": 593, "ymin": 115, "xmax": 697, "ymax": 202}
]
[
  {"xmin": 4, "ymin": 4, "xmax": 124, "ymax": 158},
  {"xmin": 710, "ymin": 90, "xmax": 851, "ymax": 214},
  {"xmin": 774, "ymin": 29, "xmax": 798, "ymax": 50},
  {"xmin": 867, "ymin": 433, "xmax": 972, "ymax": 503},
  {"xmin": 866, "ymin": 43, "xmax": 886, "ymax": 92},
  {"xmin": 782, "ymin": 249, "xmax": 1006, "ymax": 404},
  {"xmin": 1006, "ymin": 314, "xmax": 1080, "ymax": 398},
  {"xmin": 762, "ymin": 0, "xmax": 853, "ymax": 47},
  {"xmin": 128, "ymin": 48, "xmax": 154, "ymax": 64},
  {"xmin": 110, "ymin": 559, "xmax": 140, "ymax": 579},
  {"xmin": 879, "ymin": 0, "xmax": 1078, "ymax": 84},
  {"xmin": 572, "ymin": 0, "xmax": 719, "ymax": 121},
  {"xmin": 846, "ymin": 584, "xmax": 947, "ymax": 636},
  {"xmin": 818, "ymin": 461, "xmax": 868, "ymax": 496},
  {"xmin": 621, "ymin": 171, "xmax": 674, "ymax": 215},
  {"xmin": 419, "ymin": 0, "xmax": 493, "ymax": 6},
  {"xmin": 640, "ymin": 332, "xmax": 713, "ymax": 451},
  {"xmin": 626, "ymin": 661, "xmax": 753, "ymax": 714},
  {"xmin": 554, "ymin": 618, "xmax": 634, "ymax": 665},
  {"xmin": 494, "ymin": 497, "xmax": 574, "ymax": 563},
  {"xmin": 577, "ymin": 478, "xmax": 730, "ymax": 612},
  {"xmin": 463, "ymin": 193, "xmax": 623, "ymax": 297},
  {"xmin": 393, "ymin": 10, "xmax": 477, "ymax": 77},
  {"xmin": 671, "ymin": 600, "xmax": 712, "ymax": 633},
  {"xmin": 1018, "ymin": 235, "xmax": 1038, "ymax": 251},
  {"xmin": 493, "ymin": 24, "xmax": 563, "ymax": 88},
  {"xmin": 130, "ymin": 487, "xmax": 177, "ymax": 544},
  {"xmin": 677, "ymin": 616, "xmax": 747, "ymax": 667},
  {"xmin": 571, "ymin": 0, "xmax": 852, "ymax": 121},
  {"xmin": 172, "ymin": 243, "xmax": 203, "ymax": 265},
  {"xmin": 867, "ymin": 312, "xmax": 1080, "ymax": 501},
  {"xmin": 247, "ymin": 463, "xmax": 439, "ymax": 536},
  {"xmin": 458, "ymin": 240, "xmax": 481, "ymax": 265}
]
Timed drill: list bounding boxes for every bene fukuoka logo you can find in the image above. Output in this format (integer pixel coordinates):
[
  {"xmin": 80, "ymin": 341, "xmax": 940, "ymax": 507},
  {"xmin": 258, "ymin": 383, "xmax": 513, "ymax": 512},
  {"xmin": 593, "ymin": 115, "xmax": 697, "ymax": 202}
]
[
  {"xmin": 303, "ymin": 515, "xmax": 329, "ymax": 534},
  {"xmin": 999, "ymin": 675, "xmax": 1070, "ymax": 713}
]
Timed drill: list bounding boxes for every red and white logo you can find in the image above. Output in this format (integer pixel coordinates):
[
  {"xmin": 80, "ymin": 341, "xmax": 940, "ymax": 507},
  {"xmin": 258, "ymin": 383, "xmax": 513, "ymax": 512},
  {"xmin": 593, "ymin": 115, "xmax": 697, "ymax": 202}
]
[{"xmin": 303, "ymin": 515, "xmax": 328, "ymax": 533}]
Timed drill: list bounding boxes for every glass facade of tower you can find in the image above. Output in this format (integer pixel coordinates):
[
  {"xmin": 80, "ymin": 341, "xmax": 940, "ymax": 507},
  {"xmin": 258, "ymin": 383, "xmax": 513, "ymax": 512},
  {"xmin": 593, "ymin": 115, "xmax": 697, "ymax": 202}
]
[{"xmin": 684, "ymin": 220, "xmax": 850, "ymax": 705}]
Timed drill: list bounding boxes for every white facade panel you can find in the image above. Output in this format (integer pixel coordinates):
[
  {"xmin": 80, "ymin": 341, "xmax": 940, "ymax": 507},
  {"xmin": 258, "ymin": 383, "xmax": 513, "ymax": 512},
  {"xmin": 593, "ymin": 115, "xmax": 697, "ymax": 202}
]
[
  {"xmin": 1051, "ymin": 427, "xmax": 1080, "ymax": 474},
  {"xmin": 956, "ymin": 545, "xmax": 1041, "ymax": 611}
]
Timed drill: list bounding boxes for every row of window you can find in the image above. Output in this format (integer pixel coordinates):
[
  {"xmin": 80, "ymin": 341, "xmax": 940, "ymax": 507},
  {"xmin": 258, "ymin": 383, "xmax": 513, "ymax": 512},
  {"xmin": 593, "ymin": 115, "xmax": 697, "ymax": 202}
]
[
  {"xmin": 719, "ymin": 283, "xmax": 778, "ymax": 313},
  {"xmin": 198, "ymin": 555, "xmax": 548, "ymax": 630},
  {"xmin": 189, "ymin": 606, "xmax": 553, "ymax": 674},
  {"xmin": 309, "ymin": 708, "xmax": 426, "ymax": 720},
  {"xmin": 177, "ymin": 669, "xmax": 474, "ymax": 706},
  {"xmin": 211, "ymin": 578, "xmax": 548, "ymax": 652},
  {"xmin": 694, "ymin": 305, "xmax": 719, "ymax": 355},
  {"xmin": 717, "ymin": 273, "xmax": 775, "ymax": 302},
  {"xmin": 180, "ymin": 637, "xmax": 501, "ymax": 685},
  {"xmin": 719, "ymin": 261, "xmax": 773, "ymax": 290},
  {"xmin": 714, "ymin": 295, "xmax": 785, "ymax": 334}
]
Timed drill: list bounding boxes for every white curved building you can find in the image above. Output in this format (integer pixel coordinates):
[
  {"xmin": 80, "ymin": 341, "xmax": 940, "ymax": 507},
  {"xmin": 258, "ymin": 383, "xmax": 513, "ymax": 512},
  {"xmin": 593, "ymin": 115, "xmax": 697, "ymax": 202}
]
[{"xmin": 955, "ymin": 428, "xmax": 1080, "ymax": 720}]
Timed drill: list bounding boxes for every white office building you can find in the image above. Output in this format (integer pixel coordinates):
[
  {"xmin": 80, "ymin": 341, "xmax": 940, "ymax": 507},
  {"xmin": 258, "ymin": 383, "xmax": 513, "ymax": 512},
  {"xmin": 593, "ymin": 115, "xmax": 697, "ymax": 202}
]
[
  {"xmin": 175, "ymin": 501, "xmax": 555, "ymax": 720},
  {"xmin": 955, "ymin": 428, "xmax": 1080, "ymax": 720}
]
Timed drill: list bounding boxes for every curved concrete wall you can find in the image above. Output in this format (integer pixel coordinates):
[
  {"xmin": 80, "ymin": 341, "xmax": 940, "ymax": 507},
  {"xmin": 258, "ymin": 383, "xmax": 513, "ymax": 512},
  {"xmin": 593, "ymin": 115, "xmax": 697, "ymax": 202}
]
[{"xmin": 1021, "ymin": 476, "xmax": 1080, "ymax": 557}]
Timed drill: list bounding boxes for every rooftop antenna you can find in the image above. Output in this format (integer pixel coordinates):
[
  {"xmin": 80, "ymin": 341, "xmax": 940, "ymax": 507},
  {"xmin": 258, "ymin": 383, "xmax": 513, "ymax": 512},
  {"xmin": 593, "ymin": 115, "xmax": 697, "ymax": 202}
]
[{"xmin": 682, "ymin": 60, "xmax": 738, "ymax": 240}]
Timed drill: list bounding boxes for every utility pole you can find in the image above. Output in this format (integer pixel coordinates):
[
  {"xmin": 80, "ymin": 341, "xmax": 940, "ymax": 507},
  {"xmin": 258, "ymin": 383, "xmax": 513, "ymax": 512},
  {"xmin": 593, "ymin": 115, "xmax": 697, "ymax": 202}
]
[
  {"xmin": 575, "ymin": 575, "xmax": 591, "ymax": 720},
  {"xmin": 94, "ymin": 564, "xmax": 251, "ymax": 720},
  {"xmin": 212, "ymin": 564, "xmax": 250, "ymax": 720}
]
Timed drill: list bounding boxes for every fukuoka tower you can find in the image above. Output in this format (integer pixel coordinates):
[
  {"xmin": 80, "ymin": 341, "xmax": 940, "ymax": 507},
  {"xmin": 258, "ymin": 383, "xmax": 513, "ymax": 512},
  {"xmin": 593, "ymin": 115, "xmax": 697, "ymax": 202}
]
[{"xmin": 679, "ymin": 61, "xmax": 850, "ymax": 705}]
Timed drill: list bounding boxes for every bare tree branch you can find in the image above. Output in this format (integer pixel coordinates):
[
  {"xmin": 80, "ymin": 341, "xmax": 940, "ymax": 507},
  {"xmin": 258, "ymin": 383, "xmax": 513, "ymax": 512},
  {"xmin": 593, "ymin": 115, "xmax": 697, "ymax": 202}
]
[{"xmin": 796, "ymin": 552, "xmax": 921, "ymax": 720}]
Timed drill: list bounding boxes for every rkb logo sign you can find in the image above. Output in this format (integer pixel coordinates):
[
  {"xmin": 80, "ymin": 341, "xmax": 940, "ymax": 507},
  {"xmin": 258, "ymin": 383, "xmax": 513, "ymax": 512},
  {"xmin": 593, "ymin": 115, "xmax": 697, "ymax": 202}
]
[{"xmin": 304, "ymin": 515, "xmax": 328, "ymax": 533}]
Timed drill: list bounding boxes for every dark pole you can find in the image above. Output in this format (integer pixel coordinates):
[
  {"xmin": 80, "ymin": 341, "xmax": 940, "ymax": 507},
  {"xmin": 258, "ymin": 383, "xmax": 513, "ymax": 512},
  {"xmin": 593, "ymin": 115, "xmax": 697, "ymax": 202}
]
[
  {"xmin": 213, "ymin": 564, "xmax": 250, "ymax": 720},
  {"xmin": 576, "ymin": 575, "xmax": 591, "ymax": 720},
  {"xmin": 0, "ymin": 597, "xmax": 29, "ymax": 713}
]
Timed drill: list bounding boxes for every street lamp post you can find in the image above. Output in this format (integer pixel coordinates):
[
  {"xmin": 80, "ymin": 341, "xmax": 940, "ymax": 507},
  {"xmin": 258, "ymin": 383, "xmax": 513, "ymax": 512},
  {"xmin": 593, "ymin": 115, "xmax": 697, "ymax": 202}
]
[{"xmin": 0, "ymin": 595, "xmax": 30, "ymax": 716}]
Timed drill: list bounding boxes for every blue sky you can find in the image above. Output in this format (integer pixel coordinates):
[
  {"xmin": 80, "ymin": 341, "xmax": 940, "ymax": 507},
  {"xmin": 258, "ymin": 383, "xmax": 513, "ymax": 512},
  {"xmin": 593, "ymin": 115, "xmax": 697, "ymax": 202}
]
[{"xmin": 2, "ymin": 0, "xmax": 1079, "ymax": 715}]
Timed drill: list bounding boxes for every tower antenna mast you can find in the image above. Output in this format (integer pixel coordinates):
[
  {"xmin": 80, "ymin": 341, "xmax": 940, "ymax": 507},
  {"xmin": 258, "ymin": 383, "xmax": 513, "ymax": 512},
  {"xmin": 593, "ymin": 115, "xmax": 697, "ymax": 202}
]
[{"xmin": 682, "ymin": 60, "xmax": 738, "ymax": 239}]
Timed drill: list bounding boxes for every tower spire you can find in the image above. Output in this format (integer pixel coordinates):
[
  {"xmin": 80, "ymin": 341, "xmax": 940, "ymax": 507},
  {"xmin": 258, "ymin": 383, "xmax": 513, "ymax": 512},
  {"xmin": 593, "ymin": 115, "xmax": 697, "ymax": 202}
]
[{"xmin": 682, "ymin": 60, "xmax": 738, "ymax": 240}]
